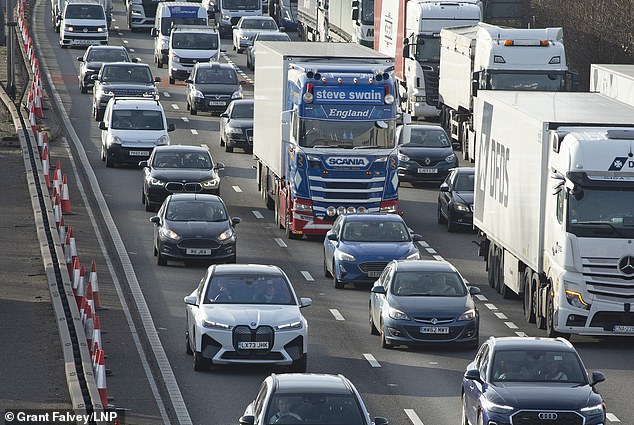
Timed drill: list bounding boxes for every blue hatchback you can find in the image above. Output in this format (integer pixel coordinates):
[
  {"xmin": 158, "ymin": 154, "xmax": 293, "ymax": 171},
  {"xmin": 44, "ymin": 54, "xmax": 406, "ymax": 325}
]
[{"xmin": 323, "ymin": 214, "xmax": 422, "ymax": 288}]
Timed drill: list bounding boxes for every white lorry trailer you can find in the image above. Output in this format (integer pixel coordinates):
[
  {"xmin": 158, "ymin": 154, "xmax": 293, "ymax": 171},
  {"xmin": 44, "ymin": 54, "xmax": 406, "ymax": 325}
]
[
  {"xmin": 590, "ymin": 64, "xmax": 634, "ymax": 107},
  {"xmin": 473, "ymin": 90, "xmax": 634, "ymax": 337},
  {"xmin": 438, "ymin": 23, "xmax": 575, "ymax": 161},
  {"xmin": 375, "ymin": 0, "xmax": 482, "ymax": 120}
]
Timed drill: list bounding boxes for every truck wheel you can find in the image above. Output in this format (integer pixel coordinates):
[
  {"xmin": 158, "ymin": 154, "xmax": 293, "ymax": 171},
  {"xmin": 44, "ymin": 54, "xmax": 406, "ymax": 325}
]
[
  {"xmin": 523, "ymin": 270, "xmax": 536, "ymax": 323},
  {"xmin": 487, "ymin": 245, "xmax": 496, "ymax": 288}
]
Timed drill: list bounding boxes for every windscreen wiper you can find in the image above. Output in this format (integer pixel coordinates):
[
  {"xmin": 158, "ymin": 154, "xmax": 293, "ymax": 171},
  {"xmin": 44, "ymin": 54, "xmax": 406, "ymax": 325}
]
[{"xmin": 575, "ymin": 221, "xmax": 625, "ymax": 237}]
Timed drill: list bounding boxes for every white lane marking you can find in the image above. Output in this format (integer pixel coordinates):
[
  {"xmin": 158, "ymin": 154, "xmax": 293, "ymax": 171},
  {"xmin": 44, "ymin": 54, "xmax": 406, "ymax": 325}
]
[
  {"xmin": 432, "ymin": 255, "xmax": 444, "ymax": 261},
  {"xmin": 129, "ymin": 48, "xmax": 135, "ymax": 52},
  {"xmin": 426, "ymin": 248, "xmax": 437, "ymax": 254},
  {"xmin": 494, "ymin": 312, "xmax": 508, "ymax": 319},
  {"xmin": 274, "ymin": 238, "xmax": 287, "ymax": 248},
  {"xmin": 363, "ymin": 353, "xmax": 381, "ymax": 368},
  {"xmin": 428, "ymin": 361, "xmax": 438, "ymax": 365},
  {"xmin": 252, "ymin": 210, "xmax": 264, "ymax": 219},
  {"xmin": 163, "ymin": 92, "xmax": 171, "ymax": 98},
  {"xmin": 515, "ymin": 331, "xmax": 528, "ymax": 337},
  {"xmin": 117, "ymin": 32, "xmax": 123, "ymax": 36},
  {"xmin": 404, "ymin": 409, "xmax": 425, "ymax": 425},
  {"xmin": 606, "ymin": 413, "xmax": 620, "ymax": 422},
  {"xmin": 505, "ymin": 322, "xmax": 519, "ymax": 329},
  {"xmin": 114, "ymin": 25, "xmax": 119, "ymax": 29},
  {"xmin": 485, "ymin": 303, "xmax": 498, "ymax": 310},
  {"xmin": 417, "ymin": 240, "xmax": 430, "ymax": 248},
  {"xmin": 475, "ymin": 294, "xmax": 488, "ymax": 301},
  {"xmin": 123, "ymin": 40, "xmax": 129, "ymax": 44},
  {"xmin": 232, "ymin": 185, "xmax": 242, "ymax": 193},
  {"xmin": 181, "ymin": 116, "xmax": 188, "ymax": 122},
  {"xmin": 171, "ymin": 104, "xmax": 179, "ymax": 110},
  {"xmin": 329, "ymin": 309, "xmax": 345, "ymax": 321},
  {"xmin": 300, "ymin": 271, "xmax": 314, "ymax": 281},
  {"xmin": 190, "ymin": 129, "xmax": 198, "ymax": 135}
]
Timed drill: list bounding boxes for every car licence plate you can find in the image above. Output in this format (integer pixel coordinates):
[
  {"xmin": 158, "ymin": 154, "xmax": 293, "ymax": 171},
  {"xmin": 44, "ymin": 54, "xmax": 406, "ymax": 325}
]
[
  {"xmin": 238, "ymin": 341, "xmax": 269, "ymax": 349},
  {"xmin": 367, "ymin": 271, "xmax": 382, "ymax": 277},
  {"xmin": 614, "ymin": 325, "xmax": 634, "ymax": 333},
  {"xmin": 418, "ymin": 168, "xmax": 438, "ymax": 174},
  {"xmin": 209, "ymin": 101, "xmax": 225, "ymax": 106},
  {"xmin": 421, "ymin": 326, "xmax": 449, "ymax": 334},
  {"xmin": 186, "ymin": 248, "xmax": 212, "ymax": 255},
  {"xmin": 129, "ymin": 150, "xmax": 150, "ymax": 156}
]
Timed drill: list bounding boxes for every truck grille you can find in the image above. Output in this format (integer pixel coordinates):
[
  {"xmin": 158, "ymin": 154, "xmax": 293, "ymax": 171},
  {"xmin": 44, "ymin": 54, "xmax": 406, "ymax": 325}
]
[
  {"xmin": 582, "ymin": 256, "xmax": 634, "ymax": 299},
  {"xmin": 358, "ymin": 262, "xmax": 388, "ymax": 273},
  {"xmin": 510, "ymin": 411, "xmax": 583, "ymax": 425},
  {"xmin": 232, "ymin": 325, "xmax": 274, "ymax": 355},
  {"xmin": 422, "ymin": 66, "xmax": 439, "ymax": 107},
  {"xmin": 589, "ymin": 312, "xmax": 634, "ymax": 328},
  {"xmin": 180, "ymin": 57, "xmax": 212, "ymax": 65},
  {"xmin": 308, "ymin": 173, "xmax": 386, "ymax": 217}
]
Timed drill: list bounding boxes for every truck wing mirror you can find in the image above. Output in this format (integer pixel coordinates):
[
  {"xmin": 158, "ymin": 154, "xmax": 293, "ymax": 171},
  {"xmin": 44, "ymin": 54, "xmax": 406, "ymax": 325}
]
[{"xmin": 351, "ymin": 8, "xmax": 359, "ymax": 21}]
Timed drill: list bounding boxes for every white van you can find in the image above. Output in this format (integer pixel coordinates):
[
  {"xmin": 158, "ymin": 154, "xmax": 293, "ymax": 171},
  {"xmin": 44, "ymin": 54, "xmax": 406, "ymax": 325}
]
[
  {"xmin": 213, "ymin": 0, "xmax": 262, "ymax": 37},
  {"xmin": 59, "ymin": 0, "xmax": 108, "ymax": 47},
  {"xmin": 99, "ymin": 97, "xmax": 175, "ymax": 168},
  {"xmin": 152, "ymin": 2, "xmax": 208, "ymax": 69},
  {"xmin": 167, "ymin": 25, "xmax": 222, "ymax": 84}
]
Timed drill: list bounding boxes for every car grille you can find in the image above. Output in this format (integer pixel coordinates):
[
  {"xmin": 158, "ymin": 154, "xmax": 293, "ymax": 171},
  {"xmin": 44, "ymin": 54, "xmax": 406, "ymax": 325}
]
[
  {"xmin": 180, "ymin": 57, "xmax": 212, "ymax": 65},
  {"xmin": 112, "ymin": 88, "xmax": 149, "ymax": 96},
  {"xmin": 178, "ymin": 239, "xmax": 220, "ymax": 249},
  {"xmin": 358, "ymin": 262, "xmax": 389, "ymax": 273},
  {"xmin": 165, "ymin": 182, "xmax": 202, "ymax": 193},
  {"xmin": 589, "ymin": 311, "xmax": 634, "ymax": 328},
  {"xmin": 414, "ymin": 158, "xmax": 443, "ymax": 167},
  {"xmin": 70, "ymin": 25, "xmax": 103, "ymax": 32},
  {"xmin": 581, "ymin": 256, "xmax": 634, "ymax": 299},
  {"xmin": 232, "ymin": 325, "xmax": 274, "ymax": 355},
  {"xmin": 510, "ymin": 411, "xmax": 583, "ymax": 425},
  {"xmin": 413, "ymin": 317, "xmax": 455, "ymax": 324},
  {"xmin": 203, "ymin": 94, "xmax": 231, "ymax": 100},
  {"xmin": 404, "ymin": 325, "xmax": 462, "ymax": 341}
]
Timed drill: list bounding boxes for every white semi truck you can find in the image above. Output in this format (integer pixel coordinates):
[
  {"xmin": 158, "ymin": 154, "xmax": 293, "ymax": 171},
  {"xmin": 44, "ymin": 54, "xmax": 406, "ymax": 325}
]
[
  {"xmin": 374, "ymin": 0, "xmax": 482, "ymax": 120},
  {"xmin": 297, "ymin": 0, "xmax": 374, "ymax": 47},
  {"xmin": 473, "ymin": 90, "xmax": 634, "ymax": 337},
  {"xmin": 590, "ymin": 64, "xmax": 634, "ymax": 107},
  {"xmin": 438, "ymin": 23, "xmax": 576, "ymax": 161}
]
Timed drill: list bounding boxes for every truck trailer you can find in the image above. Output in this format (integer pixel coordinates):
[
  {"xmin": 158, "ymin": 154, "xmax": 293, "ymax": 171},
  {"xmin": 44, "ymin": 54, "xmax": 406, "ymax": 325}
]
[
  {"xmin": 590, "ymin": 64, "xmax": 634, "ymax": 107},
  {"xmin": 438, "ymin": 23, "xmax": 575, "ymax": 162},
  {"xmin": 473, "ymin": 91, "xmax": 634, "ymax": 337},
  {"xmin": 253, "ymin": 41, "xmax": 399, "ymax": 239},
  {"xmin": 297, "ymin": 0, "xmax": 374, "ymax": 47},
  {"xmin": 374, "ymin": 0, "xmax": 481, "ymax": 120}
]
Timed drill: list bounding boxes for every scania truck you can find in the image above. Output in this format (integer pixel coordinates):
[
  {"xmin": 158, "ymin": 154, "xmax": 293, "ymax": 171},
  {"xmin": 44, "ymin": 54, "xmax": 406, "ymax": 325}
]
[
  {"xmin": 590, "ymin": 64, "xmax": 634, "ymax": 107},
  {"xmin": 438, "ymin": 23, "xmax": 576, "ymax": 161},
  {"xmin": 253, "ymin": 41, "xmax": 400, "ymax": 239},
  {"xmin": 374, "ymin": 0, "xmax": 482, "ymax": 119},
  {"xmin": 473, "ymin": 91, "xmax": 634, "ymax": 337},
  {"xmin": 297, "ymin": 0, "xmax": 375, "ymax": 47}
]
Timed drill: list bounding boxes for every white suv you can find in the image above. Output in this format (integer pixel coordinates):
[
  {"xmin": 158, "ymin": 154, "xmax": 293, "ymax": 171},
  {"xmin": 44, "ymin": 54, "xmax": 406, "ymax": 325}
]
[{"xmin": 99, "ymin": 97, "xmax": 174, "ymax": 168}]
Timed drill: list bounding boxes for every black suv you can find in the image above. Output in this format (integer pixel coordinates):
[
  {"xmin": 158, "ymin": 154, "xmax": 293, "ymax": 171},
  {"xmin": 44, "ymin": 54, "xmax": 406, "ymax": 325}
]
[
  {"xmin": 77, "ymin": 46, "xmax": 136, "ymax": 94},
  {"xmin": 185, "ymin": 62, "xmax": 244, "ymax": 116},
  {"xmin": 91, "ymin": 62, "xmax": 161, "ymax": 121}
]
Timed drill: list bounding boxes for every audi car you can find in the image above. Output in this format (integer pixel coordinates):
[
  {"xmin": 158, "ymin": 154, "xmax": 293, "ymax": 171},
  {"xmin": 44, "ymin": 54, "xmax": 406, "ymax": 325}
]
[
  {"xmin": 462, "ymin": 337, "xmax": 606, "ymax": 425},
  {"xmin": 184, "ymin": 264, "xmax": 311, "ymax": 372},
  {"xmin": 219, "ymin": 99, "xmax": 254, "ymax": 153},
  {"xmin": 437, "ymin": 167, "xmax": 475, "ymax": 232},
  {"xmin": 323, "ymin": 213, "xmax": 422, "ymax": 289}
]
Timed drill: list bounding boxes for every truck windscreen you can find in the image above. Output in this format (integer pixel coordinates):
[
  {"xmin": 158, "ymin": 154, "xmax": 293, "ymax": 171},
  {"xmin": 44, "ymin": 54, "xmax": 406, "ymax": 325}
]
[
  {"xmin": 486, "ymin": 72, "xmax": 566, "ymax": 91},
  {"xmin": 299, "ymin": 120, "xmax": 395, "ymax": 149},
  {"xmin": 413, "ymin": 36, "xmax": 440, "ymax": 63},
  {"xmin": 567, "ymin": 187, "xmax": 634, "ymax": 238},
  {"xmin": 222, "ymin": 0, "xmax": 259, "ymax": 10}
]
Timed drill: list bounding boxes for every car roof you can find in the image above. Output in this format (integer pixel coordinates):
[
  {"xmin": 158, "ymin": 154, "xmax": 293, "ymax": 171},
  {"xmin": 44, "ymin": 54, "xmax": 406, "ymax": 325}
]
[
  {"xmin": 102, "ymin": 62, "xmax": 150, "ymax": 68},
  {"xmin": 451, "ymin": 167, "xmax": 474, "ymax": 175},
  {"xmin": 342, "ymin": 213, "xmax": 405, "ymax": 223},
  {"xmin": 88, "ymin": 45, "xmax": 127, "ymax": 51},
  {"xmin": 168, "ymin": 193, "xmax": 222, "ymax": 203},
  {"xmin": 230, "ymin": 99, "xmax": 254, "ymax": 106},
  {"xmin": 489, "ymin": 336, "xmax": 575, "ymax": 351},
  {"xmin": 241, "ymin": 16, "xmax": 275, "ymax": 21},
  {"xmin": 172, "ymin": 25, "xmax": 218, "ymax": 33},
  {"xmin": 272, "ymin": 374, "xmax": 354, "ymax": 395},
  {"xmin": 404, "ymin": 124, "xmax": 447, "ymax": 131},
  {"xmin": 210, "ymin": 264, "xmax": 285, "ymax": 277},
  {"xmin": 393, "ymin": 260, "xmax": 458, "ymax": 273},
  {"xmin": 154, "ymin": 145, "xmax": 210, "ymax": 153},
  {"xmin": 109, "ymin": 97, "xmax": 163, "ymax": 109}
]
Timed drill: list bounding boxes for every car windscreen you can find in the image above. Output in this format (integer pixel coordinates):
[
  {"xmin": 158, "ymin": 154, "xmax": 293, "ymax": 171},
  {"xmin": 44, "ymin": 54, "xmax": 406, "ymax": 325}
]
[
  {"xmin": 391, "ymin": 271, "xmax": 467, "ymax": 297},
  {"xmin": 171, "ymin": 33, "xmax": 219, "ymax": 50},
  {"xmin": 87, "ymin": 49, "xmax": 129, "ymax": 62},
  {"xmin": 204, "ymin": 275, "xmax": 295, "ymax": 305},
  {"xmin": 230, "ymin": 103, "xmax": 254, "ymax": 119},
  {"xmin": 453, "ymin": 174, "xmax": 474, "ymax": 192},
  {"xmin": 101, "ymin": 66, "xmax": 153, "ymax": 83},
  {"xmin": 402, "ymin": 128, "xmax": 450, "ymax": 147},
  {"xmin": 341, "ymin": 220, "xmax": 410, "ymax": 242},
  {"xmin": 222, "ymin": 0, "xmax": 259, "ymax": 9},
  {"xmin": 111, "ymin": 110, "xmax": 164, "ymax": 130},
  {"xmin": 491, "ymin": 350, "xmax": 587, "ymax": 384},
  {"xmin": 153, "ymin": 151, "xmax": 212, "ymax": 169},
  {"xmin": 195, "ymin": 68, "xmax": 237, "ymax": 84},
  {"xmin": 265, "ymin": 394, "xmax": 364, "ymax": 425},
  {"xmin": 242, "ymin": 19, "xmax": 277, "ymax": 30},
  {"xmin": 165, "ymin": 200, "xmax": 228, "ymax": 222},
  {"xmin": 65, "ymin": 4, "xmax": 104, "ymax": 19},
  {"xmin": 256, "ymin": 33, "xmax": 290, "ymax": 42}
]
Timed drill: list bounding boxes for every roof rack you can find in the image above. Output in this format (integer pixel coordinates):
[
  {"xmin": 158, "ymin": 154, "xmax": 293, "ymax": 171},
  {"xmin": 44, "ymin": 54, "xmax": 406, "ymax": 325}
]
[{"xmin": 172, "ymin": 24, "xmax": 219, "ymax": 31}]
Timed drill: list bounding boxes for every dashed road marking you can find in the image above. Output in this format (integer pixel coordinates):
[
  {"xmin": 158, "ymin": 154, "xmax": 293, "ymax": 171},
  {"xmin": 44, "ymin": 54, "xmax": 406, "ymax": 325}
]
[
  {"xmin": 475, "ymin": 294, "xmax": 488, "ymax": 301},
  {"xmin": 171, "ymin": 104, "xmax": 179, "ymax": 110},
  {"xmin": 363, "ymin": 353, "xmax": 381, "ymax": 368},
  {"xmin": 181, "ymin": 117, "xmax": 189, "ymax": 122},
  {"xmin": 428, "ymin": 361, "xmax": 438, "ymax": 365},
  {"xmin": 117, "ymin": 32, "xmax": 123, "ymax": 36},
  {"xmin": 485, "ymin": 303, "xmax": 497, "ymax": 310},
  {"xmin": 114, "ymin": 25, "xmax": 119, "ymax": 29},
  {"xmin": 190, "ymin": 129, "xmax": 198, "ymax": 135},
  {"xmin": 329, "ymin": 309, "xmax": 345, "ymax": 321},
  {"xmin": 123, "ymin": 40, "xmax": 129, "ymax": 44},
  {"xmin": 300, "ymin": 271, "xmax": 314, "ymax": 281},
  {"xmin": 505, "ymin": 322, "xmax": 519, "ymax": 329},
  {"xmin": 515, "ymin": 331, "xmax": 527, "ymax": 337},
  {"xmin": 129, "ymin": 48, "xmax": 135, "ymax": 52},
  {"xmin": 252, "ymin": 210, "xmax": 264, "ymax": 219},
  {"xmin": 494, "ymin": 312, "xmax": 508, "ymax": 319},
  {"xmin": 432, "ymin": 255, "xmax": 444, "ymax": 261},
  {"xmin": 163, "ymin": 92, "xmax": 171, "ymax": 98},
  {"xmin": 425, "ymin": 247, "xmax": 437, "ymax": 254},
  {"xmin": 404, "ymin": 409, "xmax": 425, "ymax": 425},
  {"xmin": 274, "ymin": 238, "xmax": 287, "ymax": 248},
  {"xmin": 606, "ymin": 413, "xmax": 620, "ymax": 422},
  {"xmin": 417, "ymin": 241, "xmax": 430, "ymax": 248},
  {"xmin": 232, "ymin": 185, "xmax": 242, "ymax": 193}
]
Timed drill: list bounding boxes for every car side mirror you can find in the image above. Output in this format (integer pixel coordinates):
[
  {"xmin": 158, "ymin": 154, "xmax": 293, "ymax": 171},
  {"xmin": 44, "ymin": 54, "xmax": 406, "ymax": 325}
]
[
  {"xmin": 183, "ymin": 295, "xmax": 198, "ymax": 306},
  {"xmin": 220, "ymin": 48, "xmax": 226, "ymax": 53},
  {"xmin": 185, "ymin": 79, "xmax": 193, "ymax": 84},
  {"xmin": 464, "ymin": 369, "xmax": 482, "ymax": 383},
  {"xmin": 439, "ymin": 183, "xmax": 450, "ymax": 192},
  {"xmin": 468, "ymin": 286, "xmax": 481, "ymax": 295},
  {"xmin": 98, "ymin": 122, "xmax": 107, "ymax": 130},
  {"xmin": 77, "ymin": 56, "xmax": 84, "ymax": 62},
  {"xmin": 90, "ymin": 74, "xmax": 99, "ymax": 81},
  {"xmin": 220, "ymin": 112, "xmax": 228, "ymax": 118},
  {"xmin": 326, "ymin": 233, "xmax": 338, "ymax": 241},
  {"xmin": 150, "ymin": 216, "xmax": 161, "ymax": 225},
  {"xmin": 239, "ymin": 416, "xmax": 255, "ymax": 425},
  {"xmin": 299, "ymin": 297, "xmax": 312, "ymax": 308},
  {"xmin": 154, "ymin": 76, "xmax": 162, "ymax": 83},
  {"xmin": 371, "ymin": 285, "xmax": 386, "ymax": 295},
  {"xmin": 167, "ymin": 123, "xmax": 175, "ymax": 132},
  {"xmin": 590, "ymin": 371, "xmax": 606, "ymax": 386},
  {"xmin": 138, "ymin": 160, "xmax": 149, "ymax": 167},
  {"xmin": 131, "ymin": 57, "xmax": 140, "ymax": 63},
  {"xmin": 214, "ymin": 162, "xmax": 225, "ymax": 170},
  {"xmin": 279, "ymin": 26, "xmax": 285, "ymax": 32},
  {"xmin": 411, "ymin": 234, "xmax": 423, "ymax": 242},
  {"xmin": 231, "ymin": 217, "xmax": 241, "ymax": 226},
  {"xmin": 374, "ymin": 418, "xmax": 389, "ymax": 425}
]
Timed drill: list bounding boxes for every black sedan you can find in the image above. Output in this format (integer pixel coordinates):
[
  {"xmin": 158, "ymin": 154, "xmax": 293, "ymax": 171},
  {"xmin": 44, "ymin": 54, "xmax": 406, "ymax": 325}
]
[
  {"xmin": 140, "ymin": 145, "xmax": 224, "ymax": 212},
  {"xmin": 77, "ymin": 45, "xmax": 135, "ymax": 94},
  {"xmin": 185, "ymin": 62, "xmax": 244, "ymax": 116},
  {"xmin": 219, "ymin": 99, "xmax": 254, "ymax": 153},
  {"xmin": 437, "ymin": 167, "xmax": 474, "ymax": 232},
  {"xmin": 462, "ymin": 337, "xmax": 606, "ymax": 425},
  {"xmin": 397, "ymin": 124, "xmax": 458, "ymax": 185},
  {"xmin": 150, "ymin": 194, "xmax": 240, "ymax": 266}
]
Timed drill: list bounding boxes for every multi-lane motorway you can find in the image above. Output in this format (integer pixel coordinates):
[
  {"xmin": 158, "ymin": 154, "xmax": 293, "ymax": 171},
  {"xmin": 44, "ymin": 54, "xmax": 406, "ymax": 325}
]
[{"xmin": 28, "ymin": 1, "xmax": 634, "ymax": 424}]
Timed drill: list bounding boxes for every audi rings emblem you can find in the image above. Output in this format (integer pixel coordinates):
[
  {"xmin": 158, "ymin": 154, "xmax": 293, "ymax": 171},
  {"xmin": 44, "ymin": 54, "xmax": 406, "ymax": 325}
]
[
  {"xmin": 538, "ymin": 412, "xmax": 558, "ymax": 420},
  {"xmin": 618, "ymin": 255, "xmax": 634, "ymax": 275}
]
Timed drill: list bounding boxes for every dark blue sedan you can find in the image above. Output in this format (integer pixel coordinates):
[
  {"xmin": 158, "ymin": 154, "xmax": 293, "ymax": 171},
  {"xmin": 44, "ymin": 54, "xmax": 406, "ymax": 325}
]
[
  {"xmin": 462, "ymin": 337, "xmax": 606, "ymax": 425},
  {"xmin": 323, "ymin": 214, "xmax": 422, "ymax": 289}
]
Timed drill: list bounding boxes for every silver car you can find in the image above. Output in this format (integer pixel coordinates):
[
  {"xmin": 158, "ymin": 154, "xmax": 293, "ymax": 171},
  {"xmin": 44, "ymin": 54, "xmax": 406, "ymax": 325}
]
[{"xmin": 232, "ymin": 16, "xmax": 281, "ymax": 53}]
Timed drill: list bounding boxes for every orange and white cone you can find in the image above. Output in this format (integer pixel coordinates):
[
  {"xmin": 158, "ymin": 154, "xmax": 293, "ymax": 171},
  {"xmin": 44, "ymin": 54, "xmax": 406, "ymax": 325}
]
[
  {"xmin": 37, "ymin": 130, "xmax": 44, "ymax": 156},
  {"xmin": 30, "ymin": 101, "xmax": 37, "ymax": 134},
  {"xmin": 61, "ymin": 175, "xmax": 72, "ymax": 213},
  {"xmin": 96, "ymin": 350, "xmax": 108, "ymax": 408},
  {"xmin": 58, "ymin": 217, "xmax": 66, "ymax": 243},
  {"xmin": 84, "ymin": 304, "xmax": 94, "ymax": 351},
  {"xmin": 26, "ymin": 89, "xmax": 33, "ymax": 116},
  {"xmin": 53, "ymin": 162, "xmax": 62, "ymax": 195},
  {"xmin": 92, "ymin": 314, "xmax": 101, "ymax": 355},
  {"xmin": 89, "ymin": 260, "xmax": 102, "ymax": 309},
  {"xmin": 53, "ymin": 193, "xmax": 62, "ymax": 229},
  {"xmin": 76, "ymin": 265, "xmax": 86, "ymax": 309},
  {"xmin": 34, "ymin": 80, "xmax": 43, "ymax": 118},
  {"xmin": 72, "ymin": 257, "xmax": 81, "ymax": 296},
  {"xmin": 69, "ymin": 226, "xmax": 77, "ymax": 270},
  {"xmin": 65, "ymin": 231, "xmax": 72, "ymax": 275},
  {"xmin": 42, "ymin": 145, "xmax": 51, "ymax": 188},
  {"xmin": 51, "ymin": 186, "xmax": 58, "ymax": 208}
]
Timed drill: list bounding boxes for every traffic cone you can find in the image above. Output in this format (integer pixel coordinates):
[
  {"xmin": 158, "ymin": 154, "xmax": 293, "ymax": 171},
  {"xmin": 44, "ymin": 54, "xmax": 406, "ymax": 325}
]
[
  {"xmin": 61, "ymin": 175, "xmax": 72, "ymax": 213},
  {"xmin": 37, "ymin": 130, "xmax": 43, "ymax": 156},
  {"xmin": 53, "ymin": 193, "xmax": 62, "ymax": 229},
  {"xmin": 53, "ymin": 162, "xmax": 62, "ymax": 195},
  {"xmin": 96, "ymin": 350, "xmax": 108, "ymax": 408},
  {"xmin": 65, "ymin": 231, "xmax": 72, "ymax": 276},
  {"xmin": 34, "ymin": 80, "xmax": 43, "ymax": 118},
  {"xmin": 29, "ymin": 101, "xmax": 37, "ymax": 134},
  {"xmin": 76, "ymin": 265, "xmax": 86, "ymax": 309},
  {"xmin": 72, "ymin": 257, "xmax": 81, "ymax": 295},
  {"xmin": 89, "ymin": 260, "xmax": 102, "ymax": 309},
  {"xmin": 85, "ymin": 282, "xmax": 95, "ymax": 319},
  {"xmin": 69, "ymin": 227, "xmax": 77, "ymax": 271},
  {"xmin": 51, "ymin": 186, "xmax": 58, "ymax": 208},
  {"xmin": 92, "ymin": 341, "xmax": 99, "ymax": 358},
  {"xmin": 79, "ymin": 297, "xmax": 87, "ymax": 323},
  {"xmin": 84, "ymin": 304, "xmax": 94, "ymax": 351},
  {"xmin": 92, "ymin": 314, "xmax": 101, "ymax": 355},
  {"xmin": 42, "ymin": 145, "xmax": 51, "ymax": 188},
  {"xmin": 26, "ymin": 89, "xmax": 33, "ymax": 116},
  {"xmin": 58, "ymin": 217, "xmax": 66, "ymax": 244}
]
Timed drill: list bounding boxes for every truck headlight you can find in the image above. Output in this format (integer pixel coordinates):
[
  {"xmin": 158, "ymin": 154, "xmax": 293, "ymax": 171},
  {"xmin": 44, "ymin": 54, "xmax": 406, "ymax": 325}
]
[
  {"xmin": 336, "ymin": 251, "xmax": 355, "ymax": 262},
  {"xmin": 276, "ymin": 321, "xmax": 303, "ymax": 330},
  {"xmin": 109, "ymin": 136, "xmax": 122, "ymax": 146},
  {"xmin": 157, "ymin": 135, "xmax": 170, "ymax": 145},
  {"xmin": 222, "ymin": 14, "xmax": 231, "ymax": 20},
  {"xmin": 194, "ymin": 90, "xmax": 204, "ymax": 98},
  {"xmin": 293, "ymin": 199, "xmax": 312, "ymax": 213},
  {"xmin": 159, "ymin": 227, "xmax": 180, "ymax": 240},
  {"xmin": 565, "ymin": 289, "xmax": 591, "ymax": 310},
  {"xmin": 97, "ymin": 26, "xmax": 106, "ymax": 32},
  {"xmin": 388, "ymin": 307, "xmax": 410, "ymax": 321},
  {"xmin": 171, "ymin": 53, "xmax": 180, "ymax": 63},
  {"xmin": 218, "ymin": 229, "xmax": 234, "ymax": 241}
]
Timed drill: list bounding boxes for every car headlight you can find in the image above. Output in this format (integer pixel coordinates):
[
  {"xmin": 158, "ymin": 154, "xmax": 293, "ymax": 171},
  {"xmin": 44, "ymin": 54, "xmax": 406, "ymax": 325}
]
[
  {"xmin": 388, "ymin": 307, "xmax": 410, "ymax": 321},
  {"xmin": 481, "ymin": 399, "xmax": 514, "ymax": 414},
  {"xmin": 231, "ymin": 90, "xmax": 243, "ymax": 100},
  {"xmin": 240, "ymin": 35, "xmax": 250, "ymax": 40},
  {"xmin": 98, "ymin": 88, "xmax": 113, "ymax": 97},
  {"xmin": 218, "ymin": 229, "xmax": 234, "ymax": 241},
  {"xmin": 203, "ymin": 320, "xmax": 232, "ymax": 330},
  {"xmin": 225, "ymin": 126, "xmax": 243, "ymax": 134},
  {"xmin": 222, "ymin": 14, "xmax": 231, "ymax": 20},
  {"xmin": 147, "ymin": 177, "xmax": 165, "ymax": 186},
  {"xmin": 159, "ymin": 227, "xmax": 180, "ymax": 240},
  {"xmin": 194, "ymin": 89, "xmax": 204, "ymax": 99},
  {"xmin": 171, "ymin": 53, "xmax": 180, "ymax": 63},
  {"xmin": 454, "ymin": 202, "xmax": 470, "ymax": 212},
  {"xmin": 580, "ymin": 403, "xmax": 604, "ymax": 416},
  {"xmin": 65, "ymin": 25, "xmax": 74, "ymax": 31},
  {"xmin": 405, "ymin": 252, "xmax": 420, "ymax": 260},
  {"xmin": 157, "ymin": 135, "xmax": 170, "ymax": 146},
  {"xmin": 336, "ymin": 251, "xmax": 355, "ymax": 262},
  {"xmin": 397, "ymin": 152, "xmax": 410, "ymax": 162},
  {"xmin": 445, "ymin": 153, "xmax": 456, "ymax": 163},
  {"xmin": 109, "ymin": 136, "xmax": 122, "ymax": 145},
  {"xmin": 97, "ymin": 26, "xmax": 106, "ymax": 32},
  {"xmin": 458, "ymin": 309, "xmax": 476, "ymax": 321},
  {"xmin": 201, "ymin": 177, "xmax": 220, "ymax": 189},
  {"xmin": 275, "ymin": 321, "xmax": 303, "ymax": 330}
]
